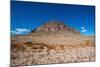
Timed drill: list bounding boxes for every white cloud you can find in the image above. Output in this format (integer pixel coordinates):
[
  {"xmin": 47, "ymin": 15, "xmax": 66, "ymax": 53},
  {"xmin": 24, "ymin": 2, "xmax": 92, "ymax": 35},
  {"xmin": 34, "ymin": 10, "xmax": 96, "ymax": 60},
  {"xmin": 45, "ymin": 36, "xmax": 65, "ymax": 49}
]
[
  {"xmin": 11, "ymin": 28, "xmax": 30, "ymax": 35},
  {"xmin": 81, "ymin": 27, "xmax": 87, "ymax": 33},
  {"xmin": 81, "ymin": 27, "xmax": 85, "ymax": 29},
  {"xmin": 81, "ymin": 29, "xmax": 87, "ymax": 32}
]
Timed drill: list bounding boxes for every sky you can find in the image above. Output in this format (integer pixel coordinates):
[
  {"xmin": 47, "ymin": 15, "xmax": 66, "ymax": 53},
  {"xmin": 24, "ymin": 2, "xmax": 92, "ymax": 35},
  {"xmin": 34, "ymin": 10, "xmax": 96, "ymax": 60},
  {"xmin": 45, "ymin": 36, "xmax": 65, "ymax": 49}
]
[{"xmin": 11, "ymin": 1, "xmax": 95, "ymax": 35}]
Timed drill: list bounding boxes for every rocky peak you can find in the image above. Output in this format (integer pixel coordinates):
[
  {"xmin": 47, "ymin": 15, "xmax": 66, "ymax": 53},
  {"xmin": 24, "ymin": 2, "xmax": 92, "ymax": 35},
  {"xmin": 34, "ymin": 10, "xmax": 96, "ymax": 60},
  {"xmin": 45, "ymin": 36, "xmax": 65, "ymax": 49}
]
[{"xmin": 32, "ymin": 20, "xmax": 80, "ymax": 35}]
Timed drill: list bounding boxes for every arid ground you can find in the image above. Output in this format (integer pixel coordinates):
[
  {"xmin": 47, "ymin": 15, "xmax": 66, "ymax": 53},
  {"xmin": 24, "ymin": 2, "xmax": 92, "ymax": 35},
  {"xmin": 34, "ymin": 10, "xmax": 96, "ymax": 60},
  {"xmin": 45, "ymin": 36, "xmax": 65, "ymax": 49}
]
[
  {"xmin": 11, "ymin": 32, "xmax": 95, "ymax": 66},
  {"xmin": 11, "ymin": 22, "xmax": 95, "ymax": 66}
]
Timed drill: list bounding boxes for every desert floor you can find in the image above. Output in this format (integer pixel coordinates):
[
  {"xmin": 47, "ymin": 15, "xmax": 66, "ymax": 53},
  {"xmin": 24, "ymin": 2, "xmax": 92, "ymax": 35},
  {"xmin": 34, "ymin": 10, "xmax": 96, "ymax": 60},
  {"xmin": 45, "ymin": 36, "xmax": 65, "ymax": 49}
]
[{"xmin": 11, "ymin": 33, "xmax": 95, "ymax": 66}]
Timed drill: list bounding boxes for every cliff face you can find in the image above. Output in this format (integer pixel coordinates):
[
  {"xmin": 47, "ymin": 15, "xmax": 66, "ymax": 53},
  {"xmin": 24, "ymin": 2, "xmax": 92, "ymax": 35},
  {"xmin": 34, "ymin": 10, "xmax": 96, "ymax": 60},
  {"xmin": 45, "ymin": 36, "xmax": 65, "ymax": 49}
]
[{"xmin": 34, "ymin": 20, "xmax": 80, "ymax": 35}]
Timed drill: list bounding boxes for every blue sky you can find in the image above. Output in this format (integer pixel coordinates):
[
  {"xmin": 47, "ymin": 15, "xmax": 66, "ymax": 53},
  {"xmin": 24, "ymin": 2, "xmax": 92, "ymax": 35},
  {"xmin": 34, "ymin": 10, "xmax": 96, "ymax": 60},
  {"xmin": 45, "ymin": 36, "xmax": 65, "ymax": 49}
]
[{"xmin": 11, "ymin": 1, "xmax": 95, "ymax": 35}]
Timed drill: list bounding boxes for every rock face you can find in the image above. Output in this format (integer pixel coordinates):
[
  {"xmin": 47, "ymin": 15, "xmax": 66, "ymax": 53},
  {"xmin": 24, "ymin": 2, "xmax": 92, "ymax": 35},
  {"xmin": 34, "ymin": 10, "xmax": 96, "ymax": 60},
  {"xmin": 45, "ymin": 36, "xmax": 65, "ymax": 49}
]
[{"xmin": 34, "ymin": 20, "xmax": 80, "ymax": 35}]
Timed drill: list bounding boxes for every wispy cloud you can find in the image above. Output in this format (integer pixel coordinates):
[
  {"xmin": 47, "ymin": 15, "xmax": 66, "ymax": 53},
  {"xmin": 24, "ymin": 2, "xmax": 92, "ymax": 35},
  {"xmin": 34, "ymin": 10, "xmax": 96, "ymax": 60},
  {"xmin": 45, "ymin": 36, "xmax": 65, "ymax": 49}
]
[
  {"xmin": 11, "ymin": 28, "xmax": 30, "ymax": 35},
  {"xmin": 81, "ymin": 27, "xmax": 87, "ymax": 33}
]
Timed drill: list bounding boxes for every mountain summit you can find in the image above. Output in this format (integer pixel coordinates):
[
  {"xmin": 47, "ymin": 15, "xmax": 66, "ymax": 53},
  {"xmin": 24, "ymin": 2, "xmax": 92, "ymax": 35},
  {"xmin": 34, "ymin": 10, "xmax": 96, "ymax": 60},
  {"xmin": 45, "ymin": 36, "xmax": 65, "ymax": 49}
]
[{"xmin": 31, "ymin": 20, "xmax": 80, "ymax": 35}]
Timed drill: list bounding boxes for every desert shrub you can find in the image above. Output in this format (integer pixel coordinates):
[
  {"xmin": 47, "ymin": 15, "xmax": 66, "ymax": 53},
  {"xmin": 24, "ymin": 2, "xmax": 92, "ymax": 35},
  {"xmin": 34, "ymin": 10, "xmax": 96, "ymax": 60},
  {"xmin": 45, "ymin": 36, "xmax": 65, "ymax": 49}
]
[
  {"xmin": 24, "ymin": 42, "xmax": 33, "ymax": 47},
  {"xmin": 46, "ymin": 45, "xmax": 65, "ymax": 50},
  {"xmin": 31, "ymin": 42, "xmax": 47, "ymax": 49},
  {"xmin": 11, "ymin": 39, "xmax": 16, "ymax": 42},
  {"xmin": 83, "ymin": 40, "xmax": 95, "ymax": 46},
  {"xmin": 11, "ymin": 43, "xmax": 26, "ymax": 51},
  {"xmin": 11, "ymin": 43, "xmax": 22, "ymax": 49},
  {"xmin": 24, "ymin": 42, "xmax": 48, "ymax": 49},
  {"xmin": 25, "ymin": 41, "xmax": 33, "ymax": 45}
]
